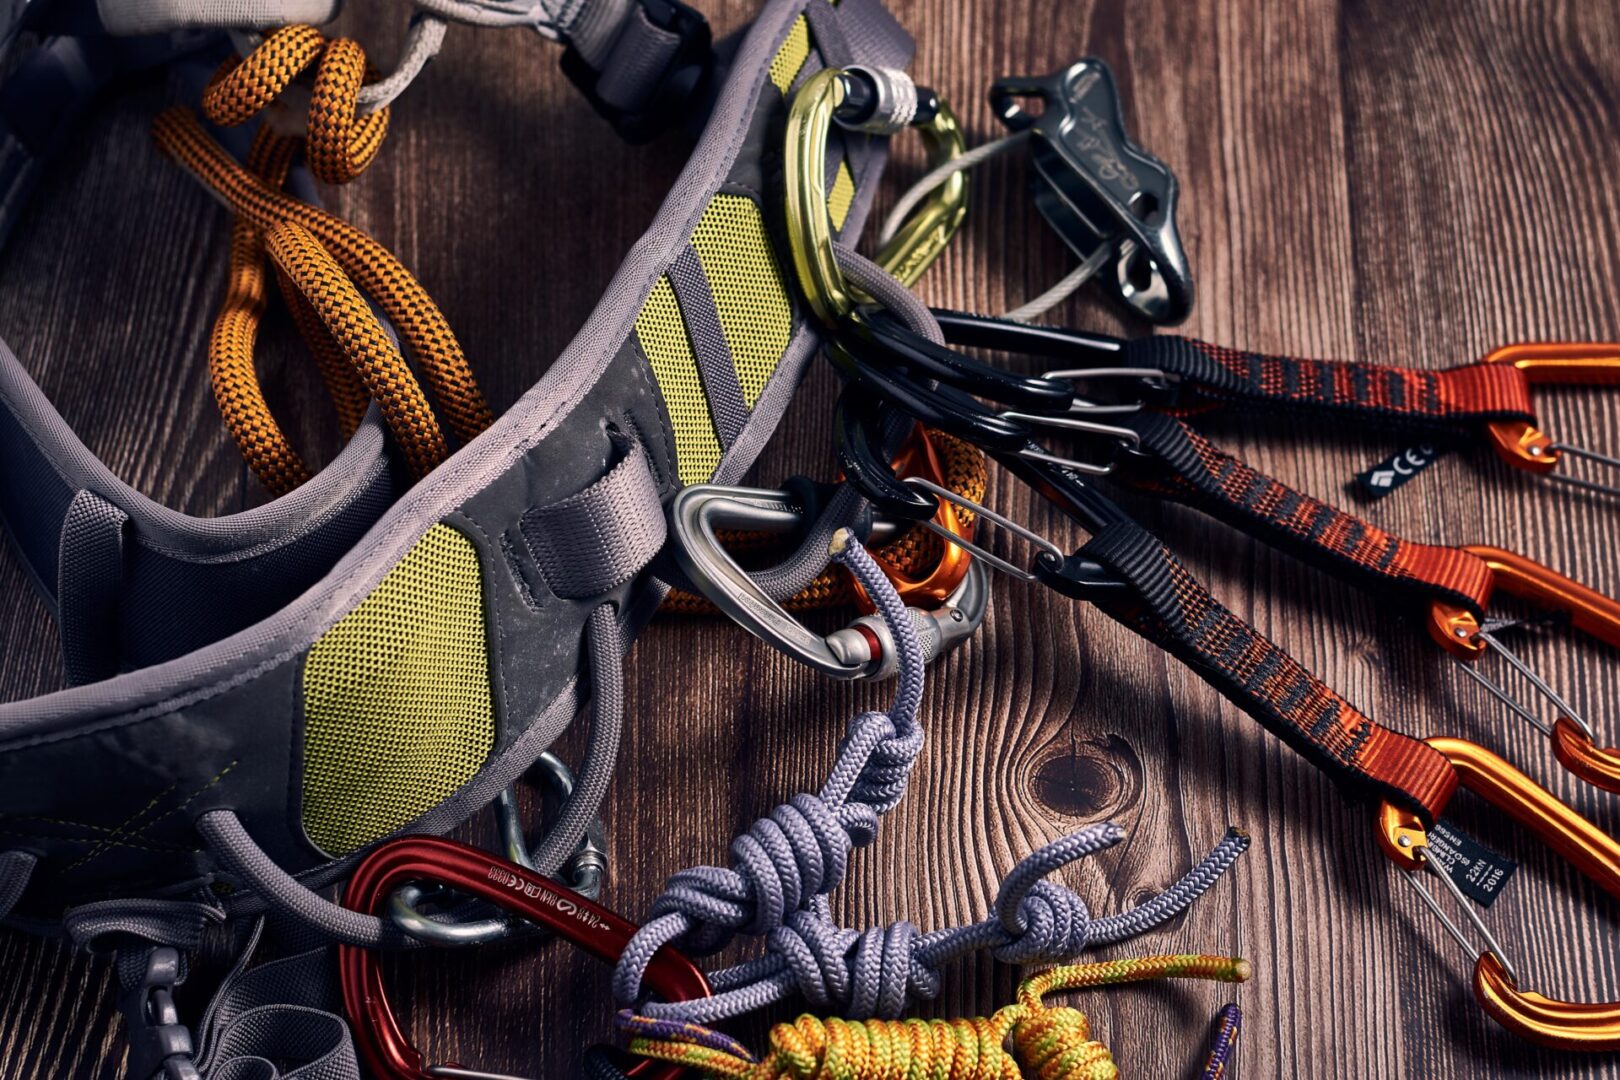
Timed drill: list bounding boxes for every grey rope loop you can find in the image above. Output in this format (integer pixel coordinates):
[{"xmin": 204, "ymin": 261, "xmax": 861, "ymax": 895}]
[{"xmin": 612, "ymin": 534, "xmax": 1249, "ymax": 1023}]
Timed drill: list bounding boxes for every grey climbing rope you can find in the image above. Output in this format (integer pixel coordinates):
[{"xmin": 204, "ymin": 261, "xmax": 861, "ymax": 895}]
[{"xmin": 612, "ymin": 533, "xmax": 1248, "ymax": 1024}]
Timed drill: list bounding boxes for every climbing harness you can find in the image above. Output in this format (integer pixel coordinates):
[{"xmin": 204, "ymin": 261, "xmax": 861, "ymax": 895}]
[
  {"xmin": 879, "ymin": 60, "xmax": 1194, "ymax": 325},
  {"xmin": 335, "ymin": 532, "xmax": 1245, "ymax": 1074},
  {"xmin": 0, "ymin": 4, "xmax": 950, "ymax": 1079},
  {"xmin": 620, "ymin": 954, "xmax": 1252, "ymax": 1078}
]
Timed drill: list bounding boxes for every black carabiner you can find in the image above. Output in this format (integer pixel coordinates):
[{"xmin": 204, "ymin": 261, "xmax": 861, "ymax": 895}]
[
  {"xmin": 827, "ymin": 339, "xmax": 1034, "ymax": 452},
  {"xmin": 854, "ymin": 310, "xmax": 1076, "ymax": 413},
  {"xmin": 832, "ymin": 386, "xmax": 937, "ymax": 520}
]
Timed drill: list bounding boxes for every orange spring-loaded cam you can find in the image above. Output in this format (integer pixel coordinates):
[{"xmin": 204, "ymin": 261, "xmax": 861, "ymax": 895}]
[
  {"xmin": 1425, "ymin": 546, "xmax": 1620, "ymax": 792},
  {"xmin": 1482, "ymin": 342, "xmax": 1620, "ymax": 493},
  {"xmin": 1377, "ymin": 737, "xmax": 1620, "ymax": 1051}
]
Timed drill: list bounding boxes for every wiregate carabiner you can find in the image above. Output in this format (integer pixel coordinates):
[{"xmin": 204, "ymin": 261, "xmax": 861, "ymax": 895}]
[
  {"xmin": 669, "ymin": 484, "xmax": 989, "ymax": 678},
  {"xmin": 1376, "ymin": 737, "xmax": 1620, "ymax": 1050},
  {"xmin": 786, "ymin": 65, "xmax": 967, "ymax": 324},
  {"xmin": 1424, "ymin": 547, "xmax": 1620, "ymax": 791},
  {"xmin": 1481, "ymin": 342, "xmax": 1620, "ymax": 497},
  {"xmin": 339, "ymin": 836, "xmax": 712, "ymax": 1080}
]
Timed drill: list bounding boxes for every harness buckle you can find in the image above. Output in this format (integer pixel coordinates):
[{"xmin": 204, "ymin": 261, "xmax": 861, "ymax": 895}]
[
  {"xmin": 561, "ymin": 0, "xmax": 713, "ymax": 144},
  {"xmin": 990, "ymin": 60, "xmax": 1194, "ymax": 324}
]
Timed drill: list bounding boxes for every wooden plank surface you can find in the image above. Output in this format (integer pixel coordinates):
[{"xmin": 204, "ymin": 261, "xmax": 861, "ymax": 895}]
[{"xmin": 2, "ymin": 1, "xmax": 1620, "ymax": 1076}]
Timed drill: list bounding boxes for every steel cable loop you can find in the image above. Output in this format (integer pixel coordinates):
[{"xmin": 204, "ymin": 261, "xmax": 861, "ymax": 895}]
[
  {"xmin": 204, "ymin": 24, "xmax": 391, "ymax": 184},
  {"xmin": 152, "ymin": 107, "xmax": 497, "ymax": 443}
]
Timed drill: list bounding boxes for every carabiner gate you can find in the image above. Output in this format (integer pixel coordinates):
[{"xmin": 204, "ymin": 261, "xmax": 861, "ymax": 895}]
[
  {"xmin": 785, "ymin": 65, "xmax": 967, "ymax": 325},
  {"xmin": 1482, "ymin": 341, "xmax": 1620, "ymax": 497},
  {"xmin": 668, "ymin": 484, "xmax": 989, "ymax": 678},
  {"xmin": 1376, "ymin": 737, "xmax": 1620, "ymax": 1050},
  {"xmin": 1425, "ymin": 545, "xmax": 1620, "ymax": 792}
]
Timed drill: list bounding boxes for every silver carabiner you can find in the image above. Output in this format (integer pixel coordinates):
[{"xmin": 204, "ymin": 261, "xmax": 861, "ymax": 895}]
[
  {"xmin": 668, "ymin": 484, "xmax": 989, "ymax": 679},
  {"xmin": 386, "ymin": 750, "xmax": 608, "ymax": 945}
]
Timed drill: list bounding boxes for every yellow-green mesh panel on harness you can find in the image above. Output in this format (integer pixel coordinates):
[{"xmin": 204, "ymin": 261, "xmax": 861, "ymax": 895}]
[
  {"xmin": 639, "ymin": 2, "xmax": 855, "ymax": 485},
  {"xmin": 636, "ymin": 276, "xmax": 722, "ymax": 485},
  {"xmin": 300, "ymin": 523, "xmax": 495, "ymax": 855},
  {"xmin": 691, "ymin": 195, "xmax": 793, "ymax": 406},
  {"xmin": 827, "ymin": 160, "xmax": 855, "ymax": 230},
  {"xmin": 768, "ymin": 15, "xmax": 811, "ymax": 94}
]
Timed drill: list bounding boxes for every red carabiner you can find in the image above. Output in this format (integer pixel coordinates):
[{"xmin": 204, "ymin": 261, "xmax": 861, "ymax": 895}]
[{"xmin": 338, "ymin": 836, "xmax": 710, "ymax": 1080}]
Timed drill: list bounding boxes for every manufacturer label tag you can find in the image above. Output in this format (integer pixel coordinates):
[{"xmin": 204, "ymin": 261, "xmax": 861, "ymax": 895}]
[
  {"xmin": 1355, "ymin": 444, "xmax": 1445, "ymax": 499},
  {"xmin": 1428, "ymin": 818, "xmax": 1518, "ymax": 907}
]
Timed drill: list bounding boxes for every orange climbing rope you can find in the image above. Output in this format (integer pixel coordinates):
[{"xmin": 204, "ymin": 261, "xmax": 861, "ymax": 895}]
[
  {"xmin": 203, "ymin": 25, "xmax": 390, "ymax": 184},
  {"xmin": 623, "ymin": 954, "xmax": 1251, "ymax": 1080},
  {"xmin": 153, "ymin": 106, "xmax": 495, "ymax": 479}
]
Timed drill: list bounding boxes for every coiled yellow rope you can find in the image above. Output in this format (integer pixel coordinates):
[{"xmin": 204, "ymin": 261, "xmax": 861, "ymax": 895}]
[{"xmin": 624, "ymin": 954, "xmax": 1251, "ymax": 1079}]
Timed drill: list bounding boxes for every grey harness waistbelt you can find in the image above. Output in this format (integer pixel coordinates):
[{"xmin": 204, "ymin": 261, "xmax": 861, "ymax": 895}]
[{"xmin": 0, "ymin": 0, "xmax": 911, "ymax": 924}]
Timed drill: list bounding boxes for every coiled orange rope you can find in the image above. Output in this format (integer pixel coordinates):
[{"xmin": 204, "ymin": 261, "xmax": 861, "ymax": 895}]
[
  {"xmin": 204, "ymin": 25, "xmax": 389, "ymax": 184},
  {"xmin": 624, "ymin": 953, "xmax": 1251, "ymax": 1079},
  {"xmin": 153, "ymin": 107, "xmax": 495, "ymax": 482}
]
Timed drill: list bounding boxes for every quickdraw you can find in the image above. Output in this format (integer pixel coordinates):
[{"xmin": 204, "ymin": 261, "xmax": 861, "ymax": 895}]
[
  {"xmin": 764, "ymin": 60, "xmax": 1620, "ymax": 1053},
  {"xmin": 834, "ymin": 308, "xmax": 1620, "ymax": 792}
]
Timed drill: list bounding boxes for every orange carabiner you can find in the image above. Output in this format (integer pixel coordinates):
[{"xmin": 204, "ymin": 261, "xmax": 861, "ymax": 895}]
[
  {"xmin": 850, "ymin": 424, "xmax": 978, "ymax": 611},
  {"xmin": 1425, "ymin": 546, "xmax": 1620, "ymax": 792},
  {"xmin": 1481, "ymin": 342, "xmax": 1620, "ymax": 491},
  {"xmin": 1377, "ymin": 737, "xmax": 1620, "ymax": 1050}
]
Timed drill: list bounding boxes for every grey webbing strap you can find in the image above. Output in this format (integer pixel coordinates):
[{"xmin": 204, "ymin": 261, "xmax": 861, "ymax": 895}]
[
  {"xmin": 521, "ymin": 439, "xmax": 666, "ymax": 600},
  {"xmin": 95, "ymin": 0, "xmax": 340, "ymax": 35},
  {"xmin": 56, "ymin": 489, "xmax": 128, "ymax": 686},
  {"xmin": 667, "ymin": 246, "xmax": 749, "ymax": 448},
  {"xmin": 552, "ymin": 0, "xmax": 633, "ymax": 66},
  {"xmin": 800, "ymin": 0, "xmax": 854, "ymax": 69},
  {"xmin": 190, "ymin": 920, "xmax": 360, "ymax": 1080},
  {"xmin": 593, "ymin": 3, "xmax": 681, "ymax": 110},
  {"xmin": 0, "ymin": 850, "xmax": 36, "ymax": 920}
]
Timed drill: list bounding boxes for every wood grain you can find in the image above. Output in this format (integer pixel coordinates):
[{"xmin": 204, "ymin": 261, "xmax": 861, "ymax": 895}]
[{"xmin": 2, "ymin": 1, "xmax": 1620, "ymax": 1076}]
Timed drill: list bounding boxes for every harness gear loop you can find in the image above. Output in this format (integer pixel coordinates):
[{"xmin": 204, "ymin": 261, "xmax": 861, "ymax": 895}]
[
  {"xmin": 1377, "ymin": 736, "xmax": 1620, "ymax": 1050},
  {"xmin": 204, "ymin": 24, "xmax": 392, "ymax": 184},
  {"xmin": 621, "ymin": 953, "xmax": 1251, "ymax": 1079}
]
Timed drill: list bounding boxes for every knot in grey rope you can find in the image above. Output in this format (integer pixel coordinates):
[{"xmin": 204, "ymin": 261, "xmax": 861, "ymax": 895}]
[
  {"xmin": 610, "ymin": 531, "xmax": 1251, "ymax": 1025},
  {"xmin": 612, "ymin": 535, "xmax": 923, "ymax": 1008}
]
